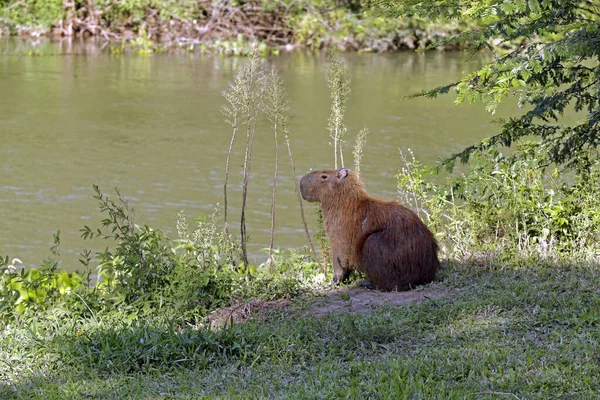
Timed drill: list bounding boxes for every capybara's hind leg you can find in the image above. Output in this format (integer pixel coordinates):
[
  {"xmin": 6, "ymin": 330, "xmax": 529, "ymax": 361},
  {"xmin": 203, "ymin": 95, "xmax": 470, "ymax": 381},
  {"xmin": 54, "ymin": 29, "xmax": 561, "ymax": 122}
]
[{"xmin": 360, "ymin": 231, "xmax": 407, "ymax": 291}]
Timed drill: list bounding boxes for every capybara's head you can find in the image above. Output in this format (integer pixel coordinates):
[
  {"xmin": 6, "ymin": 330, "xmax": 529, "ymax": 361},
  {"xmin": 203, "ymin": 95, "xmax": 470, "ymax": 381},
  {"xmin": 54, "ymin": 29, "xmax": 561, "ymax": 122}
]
[{"xmin": 300, "ymin": 168, "xmax": 355, "ymax": 203}]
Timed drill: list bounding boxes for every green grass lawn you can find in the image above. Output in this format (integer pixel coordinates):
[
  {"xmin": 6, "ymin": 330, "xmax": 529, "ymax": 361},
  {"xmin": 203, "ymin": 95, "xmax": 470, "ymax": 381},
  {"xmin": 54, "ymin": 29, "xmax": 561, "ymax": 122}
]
[{"xmin": 2, "ymin": 261, "xmax": 599, "ymax": 399}]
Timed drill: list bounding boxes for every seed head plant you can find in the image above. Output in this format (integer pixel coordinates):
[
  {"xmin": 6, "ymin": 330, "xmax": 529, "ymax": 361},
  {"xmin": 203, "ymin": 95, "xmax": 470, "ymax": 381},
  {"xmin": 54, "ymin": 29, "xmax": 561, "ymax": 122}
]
[
  {"xmin": 325, "ymin": 49, "xmax": 350, "ymax": 169},
  {"xmin": 313, "ymin": 50, "xmax": 356, "ymax": 275},
  {"xmin": 264, "ymin": 67, "xmax": 318, "ymax": 270},
  {"xmin": 221, "ymin": 56, "xmax": 252, "ymax": 240},
  {"xmin": 222, "ymin": 48, "xmax": 320, "ymax": 269},
  {"xmin": 263, "ymin": 67, "xmax": 285, "ymax": 271},
  {"xmin": 222, "ymin": 49, "xmax": 267, "ymax": 265},
  {"xmin": 353, "ymin": 126, "xmax": 369, "ymax": 179}
]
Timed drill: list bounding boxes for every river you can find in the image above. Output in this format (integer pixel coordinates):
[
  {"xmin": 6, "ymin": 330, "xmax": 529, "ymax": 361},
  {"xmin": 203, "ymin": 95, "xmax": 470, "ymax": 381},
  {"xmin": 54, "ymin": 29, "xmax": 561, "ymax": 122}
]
[{"xmin": 0, "ymin": 38, "xmax": 511, "ymax": 271}]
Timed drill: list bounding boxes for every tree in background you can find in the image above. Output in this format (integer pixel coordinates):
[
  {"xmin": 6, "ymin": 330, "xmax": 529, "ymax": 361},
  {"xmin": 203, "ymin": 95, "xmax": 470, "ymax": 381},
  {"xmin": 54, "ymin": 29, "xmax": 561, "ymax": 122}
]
[{"xmin": 378, "ymin": 0, "xmax": 600, "ymax": 171}]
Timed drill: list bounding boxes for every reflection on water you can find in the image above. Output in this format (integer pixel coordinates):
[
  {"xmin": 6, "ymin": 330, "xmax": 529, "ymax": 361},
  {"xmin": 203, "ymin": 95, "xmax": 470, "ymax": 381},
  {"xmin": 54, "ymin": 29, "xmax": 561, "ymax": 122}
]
[{"xmin": 0, "ymin": 38, "xmax": 516, "ymax": 270}]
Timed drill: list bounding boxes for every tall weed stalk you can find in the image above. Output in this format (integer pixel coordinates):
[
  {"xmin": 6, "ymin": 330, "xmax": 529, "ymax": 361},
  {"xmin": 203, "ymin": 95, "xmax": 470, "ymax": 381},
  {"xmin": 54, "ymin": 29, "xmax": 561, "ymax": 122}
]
[
  {"xmin": 353, "ymin": 126, "xmax": 369, "ymax": 179},
  {"xmin": 240, "ymin": 57, "xmax": 267, "ymax": 266},
  {"xmin": 264, "ymin": 67, "xmax": 283, "ymax": 270},
  {"xmin": 222, "ymin": 57, "xmax": 252, "ymax": 240},
  {"xmin": 222, "ymin": 51, "xmax": 266, "ymax": 265},
  {"xmin": 313, "ymin": 50, "xmax": 353, "ymax": 275},
  {"xmin": 264, "ymin": 66, "xmax": 318, "ymax": 269},
  {"xmin": 325, "ymin": 49, "xmax": 350, "ymax": 169}
]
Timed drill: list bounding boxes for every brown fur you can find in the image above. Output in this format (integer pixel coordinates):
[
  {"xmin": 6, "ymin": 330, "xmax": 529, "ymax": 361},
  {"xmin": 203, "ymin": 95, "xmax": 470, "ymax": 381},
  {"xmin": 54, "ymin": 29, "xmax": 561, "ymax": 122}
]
[{"xmin": 300, "ymin": 168, "xmax": 439, "ymax": 291}]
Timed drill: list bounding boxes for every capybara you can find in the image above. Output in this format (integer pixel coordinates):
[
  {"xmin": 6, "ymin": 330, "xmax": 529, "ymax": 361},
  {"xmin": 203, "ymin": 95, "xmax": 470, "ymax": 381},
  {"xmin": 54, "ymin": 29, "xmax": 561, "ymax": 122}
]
[{"xmin": 300, "ymin": 168, "xmax": 439, "ymax": 291}]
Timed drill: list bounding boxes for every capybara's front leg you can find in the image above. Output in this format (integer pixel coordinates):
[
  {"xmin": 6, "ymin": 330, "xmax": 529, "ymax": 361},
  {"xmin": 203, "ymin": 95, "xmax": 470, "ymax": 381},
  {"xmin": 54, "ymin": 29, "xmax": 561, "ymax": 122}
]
[{"xmin": 331, "ymin": 252, "xmax": 351, "ymax": 285}]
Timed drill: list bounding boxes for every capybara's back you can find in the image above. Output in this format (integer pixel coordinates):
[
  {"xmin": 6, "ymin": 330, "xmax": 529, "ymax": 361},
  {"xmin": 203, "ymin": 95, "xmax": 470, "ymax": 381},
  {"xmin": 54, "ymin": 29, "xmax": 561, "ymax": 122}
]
[{"xmin": 300, "ymin": 167, "xmax": 439, "ymax": 291}]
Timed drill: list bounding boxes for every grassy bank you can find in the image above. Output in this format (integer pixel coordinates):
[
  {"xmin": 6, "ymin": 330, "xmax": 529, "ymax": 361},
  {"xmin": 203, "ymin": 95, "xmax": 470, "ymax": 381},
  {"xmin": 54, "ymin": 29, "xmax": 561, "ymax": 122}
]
[
  {"xmin": 0, "ymin": 0, "xmax": 469, "ymax": 54},
  {"xmin": 2, "ymin": 260, "xmax": 599, "ymax": 399}
]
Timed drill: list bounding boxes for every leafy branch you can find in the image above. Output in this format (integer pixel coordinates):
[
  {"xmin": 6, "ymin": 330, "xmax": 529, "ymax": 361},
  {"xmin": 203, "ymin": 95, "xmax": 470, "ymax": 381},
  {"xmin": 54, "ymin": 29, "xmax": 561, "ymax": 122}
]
[{"xmin": 378, "ymin": 0, "xmax": 600, "ymax": 171}]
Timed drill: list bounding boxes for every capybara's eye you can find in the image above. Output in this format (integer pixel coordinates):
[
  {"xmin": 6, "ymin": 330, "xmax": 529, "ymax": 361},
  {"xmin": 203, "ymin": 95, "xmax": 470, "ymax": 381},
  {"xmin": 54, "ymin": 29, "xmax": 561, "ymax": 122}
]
[{"xmin": 321, "ymin": 174, "xmax": 328, "ymax": 179}]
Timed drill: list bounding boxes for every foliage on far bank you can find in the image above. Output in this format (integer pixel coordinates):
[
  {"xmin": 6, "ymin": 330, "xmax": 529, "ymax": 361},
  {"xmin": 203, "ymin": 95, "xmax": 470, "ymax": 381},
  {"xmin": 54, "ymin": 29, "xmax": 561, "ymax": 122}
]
[{"xmin": 0, "ymin": 0, "xmax": 471, "ymax": 53}]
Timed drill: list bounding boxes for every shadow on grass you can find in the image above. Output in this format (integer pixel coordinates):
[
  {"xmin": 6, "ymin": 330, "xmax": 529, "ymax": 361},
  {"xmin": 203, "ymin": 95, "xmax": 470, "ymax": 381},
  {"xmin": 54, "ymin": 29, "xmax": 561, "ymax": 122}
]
[{"xmin": 2, "ymin": 260, "xmax": 600, "ymax": 398}]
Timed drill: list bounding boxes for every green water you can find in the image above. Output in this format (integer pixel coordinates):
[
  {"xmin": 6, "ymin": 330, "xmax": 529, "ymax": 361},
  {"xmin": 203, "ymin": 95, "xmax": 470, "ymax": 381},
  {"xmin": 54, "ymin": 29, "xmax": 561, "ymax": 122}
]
[{"xmin": 0, "ymin": 39, "xmax": 512, "ymax": 270}]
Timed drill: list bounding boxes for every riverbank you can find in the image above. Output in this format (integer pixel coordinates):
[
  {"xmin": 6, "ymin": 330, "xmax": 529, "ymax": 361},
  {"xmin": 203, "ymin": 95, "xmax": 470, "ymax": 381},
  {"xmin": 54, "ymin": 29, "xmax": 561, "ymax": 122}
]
[
  {"xmin": 3, "ymin": 136, "xmax": 600, "ymax": 398},
  {"xmin": 2, "ymin": 141, "xmax": 600, "ymax": 397},
  {"xmin": 0, "ymin": 0, "xmax": 470, "ymax": 54}
]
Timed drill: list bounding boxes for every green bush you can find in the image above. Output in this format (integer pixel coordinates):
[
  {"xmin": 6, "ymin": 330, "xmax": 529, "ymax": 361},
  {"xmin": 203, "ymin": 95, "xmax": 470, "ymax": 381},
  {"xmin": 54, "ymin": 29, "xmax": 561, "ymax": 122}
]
[
  {"xmin": 398, "ymin": 143, "xmax": 600, "ymax": 264},
  {"xmin": 0, "ymin": 232, "xmax": 85, "ymax": 317},
  {"xmin": 80, "ymin": 186, "xmax": 181, "ymax": 308},
  {"xmin": 0, "ymin": 185, "xmax": 319, "ymax": 324}
]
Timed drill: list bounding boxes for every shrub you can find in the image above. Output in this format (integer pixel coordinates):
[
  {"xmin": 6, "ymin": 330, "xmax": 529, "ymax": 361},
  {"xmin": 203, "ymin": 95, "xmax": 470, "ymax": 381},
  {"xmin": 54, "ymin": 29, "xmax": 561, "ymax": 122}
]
[
  {"xmin": 1, "ymin": 184, "xmax": 319, "ymax": 323},
  {"xmin": 398, "ymin": 143, "xmax": 600, "ymax": 265},
  {"xmin": 0, "ymin": 232, "xmax": 85, "ymax": 318}
]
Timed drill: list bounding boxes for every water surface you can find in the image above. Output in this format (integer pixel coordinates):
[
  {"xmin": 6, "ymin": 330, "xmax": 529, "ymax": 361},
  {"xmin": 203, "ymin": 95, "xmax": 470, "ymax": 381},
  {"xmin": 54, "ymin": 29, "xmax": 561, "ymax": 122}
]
[{"xmin": 0, "ymin": 39, "xmax": 513, "ymax": 270}]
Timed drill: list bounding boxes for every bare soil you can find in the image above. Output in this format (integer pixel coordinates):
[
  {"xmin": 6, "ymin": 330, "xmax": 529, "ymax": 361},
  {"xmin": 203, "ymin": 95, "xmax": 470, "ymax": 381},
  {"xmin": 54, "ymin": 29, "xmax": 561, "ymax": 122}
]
[
  {"xmin": 207, "ymin": 284, "xmax": 450, "ymax": 328},
  {"xmin": 309, "ymin": 284, "xmax": 450, "ymax": 316},
  {"xmin": 207, "ymin": 298, "xmax": 291, "ymax": 329}
]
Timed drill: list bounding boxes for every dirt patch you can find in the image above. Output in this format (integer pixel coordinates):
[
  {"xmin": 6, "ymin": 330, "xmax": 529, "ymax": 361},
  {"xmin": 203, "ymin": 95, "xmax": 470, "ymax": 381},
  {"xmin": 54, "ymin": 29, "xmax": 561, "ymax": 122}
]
[
  {"xmin": 207, "ymin": 298, "xmax": 291, "ymax": 329},
  {"xmin": 208, "ymin": 285, "xmax": 449, "ymax": 328},
  {"xmin": 309, "ymin": 285, "xmax": 450, "ymax": 316}
]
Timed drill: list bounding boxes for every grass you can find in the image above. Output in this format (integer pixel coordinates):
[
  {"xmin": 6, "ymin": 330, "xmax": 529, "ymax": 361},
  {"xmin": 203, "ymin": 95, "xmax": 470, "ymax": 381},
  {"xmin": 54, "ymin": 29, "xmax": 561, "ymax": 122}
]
[{"xmin": 2, "ymin": 260, "xmax": 599, "ymax": 399}]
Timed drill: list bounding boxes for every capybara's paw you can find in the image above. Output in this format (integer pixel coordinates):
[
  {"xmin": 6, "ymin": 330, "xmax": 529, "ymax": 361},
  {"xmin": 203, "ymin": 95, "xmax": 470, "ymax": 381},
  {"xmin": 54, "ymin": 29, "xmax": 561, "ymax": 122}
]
[{"xmin": 356, "ymin": 280, "xmax": 376, "ymax": 290}]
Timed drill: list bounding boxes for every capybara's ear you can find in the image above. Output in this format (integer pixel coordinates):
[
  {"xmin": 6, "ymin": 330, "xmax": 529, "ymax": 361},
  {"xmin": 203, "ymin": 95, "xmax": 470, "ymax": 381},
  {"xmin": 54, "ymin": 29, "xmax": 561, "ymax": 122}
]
[{"xmin": 337, "ymin": 168, "xmax": 349, "ymax": 180}]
